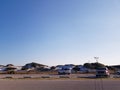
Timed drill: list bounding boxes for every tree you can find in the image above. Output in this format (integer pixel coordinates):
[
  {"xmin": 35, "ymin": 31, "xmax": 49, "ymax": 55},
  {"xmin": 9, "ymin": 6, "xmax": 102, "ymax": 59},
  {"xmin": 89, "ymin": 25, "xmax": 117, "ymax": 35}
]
[
  {"xmin": 83, "ymin": 62, "xmax": 105, "ymax": 69},
  {"xmin": 50, "ymin": 66, "xmax": 56, "ymax": 70},
  {"xmin": 83, "ymin": 63, "xmax": 94, "ymax": 69}
]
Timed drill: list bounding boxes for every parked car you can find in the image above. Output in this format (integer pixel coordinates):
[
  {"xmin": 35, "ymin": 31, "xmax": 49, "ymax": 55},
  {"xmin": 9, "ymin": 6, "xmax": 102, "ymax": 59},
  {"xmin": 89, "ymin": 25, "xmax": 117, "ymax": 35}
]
[
  {"xmin": 96, "ymin": 67, "xmax": 110, "ymax": 78},
  {"xmin": 58, "ymin": 68, "xmax": 72, "ymax": 75},
  {"xmin": 116, "ymin": 71, "xmax": 120, "ymax": 75}
]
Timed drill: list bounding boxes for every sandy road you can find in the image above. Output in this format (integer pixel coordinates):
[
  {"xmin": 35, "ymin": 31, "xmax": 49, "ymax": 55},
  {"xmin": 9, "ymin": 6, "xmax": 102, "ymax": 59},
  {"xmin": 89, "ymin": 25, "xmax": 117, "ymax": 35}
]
[{"xmin": 0, "ymin": 79, "xmax": 120, "ymax": 90}]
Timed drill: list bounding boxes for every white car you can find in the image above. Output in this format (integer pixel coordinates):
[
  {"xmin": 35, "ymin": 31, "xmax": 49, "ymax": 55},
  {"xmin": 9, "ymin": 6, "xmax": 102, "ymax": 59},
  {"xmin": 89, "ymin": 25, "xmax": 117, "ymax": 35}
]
[{"xmin": 58, "ymin": 68, "xmax": 72, "ymax": 75}]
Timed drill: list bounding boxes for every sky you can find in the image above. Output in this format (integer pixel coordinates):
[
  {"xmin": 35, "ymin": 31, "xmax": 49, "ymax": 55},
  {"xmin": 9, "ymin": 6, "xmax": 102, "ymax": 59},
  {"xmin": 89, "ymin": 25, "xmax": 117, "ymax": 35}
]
[{"xmin": 0, "ymin": 0, "xmax": 120, "ymax": 66}]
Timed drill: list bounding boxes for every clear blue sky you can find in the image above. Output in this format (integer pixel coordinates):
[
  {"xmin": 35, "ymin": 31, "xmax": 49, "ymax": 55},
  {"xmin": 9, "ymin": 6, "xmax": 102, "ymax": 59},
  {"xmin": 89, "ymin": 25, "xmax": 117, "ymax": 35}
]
[{"xmin": 0, "ymin": 0, "xmax": 120, "ymax": 66}]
